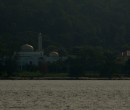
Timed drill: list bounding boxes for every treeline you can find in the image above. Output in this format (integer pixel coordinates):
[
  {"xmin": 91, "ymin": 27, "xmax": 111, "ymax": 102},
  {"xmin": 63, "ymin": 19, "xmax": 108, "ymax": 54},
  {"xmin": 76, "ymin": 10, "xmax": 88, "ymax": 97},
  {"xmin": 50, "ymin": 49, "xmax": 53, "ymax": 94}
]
[
  {"xmin": 0, "ymin": 0, "xmax": 130, "ymax": 78},
  {"xmin": 0, "ymin": 47, "xmax": 130, "ymax": 78},
  {"xmin": 0, "ymin": 0, "xmax": 130, "ymax": 55}
]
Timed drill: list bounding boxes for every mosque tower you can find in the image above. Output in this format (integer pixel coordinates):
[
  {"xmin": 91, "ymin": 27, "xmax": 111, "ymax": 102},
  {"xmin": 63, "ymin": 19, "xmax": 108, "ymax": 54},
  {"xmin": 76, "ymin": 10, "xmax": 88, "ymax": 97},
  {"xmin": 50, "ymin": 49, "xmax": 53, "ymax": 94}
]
[{"xmin": 38, "ymin": 33, "xmax": 43, "ymax": 52}]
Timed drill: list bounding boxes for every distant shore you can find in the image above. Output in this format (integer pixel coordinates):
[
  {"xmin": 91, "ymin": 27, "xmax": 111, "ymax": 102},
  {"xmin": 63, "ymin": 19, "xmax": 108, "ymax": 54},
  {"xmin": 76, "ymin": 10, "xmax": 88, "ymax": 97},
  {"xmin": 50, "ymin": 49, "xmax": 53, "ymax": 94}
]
[{"xmin": 0, "ymin": 77, "xmax": 130, "ymax": 80}]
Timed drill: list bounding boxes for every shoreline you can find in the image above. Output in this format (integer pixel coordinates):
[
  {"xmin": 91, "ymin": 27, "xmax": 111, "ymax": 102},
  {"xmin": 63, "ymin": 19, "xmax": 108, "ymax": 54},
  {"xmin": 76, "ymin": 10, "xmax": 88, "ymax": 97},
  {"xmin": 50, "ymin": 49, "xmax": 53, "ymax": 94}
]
[{"xmin": 0, "ymin": 77, "xmax": 130, "ymax": 80}]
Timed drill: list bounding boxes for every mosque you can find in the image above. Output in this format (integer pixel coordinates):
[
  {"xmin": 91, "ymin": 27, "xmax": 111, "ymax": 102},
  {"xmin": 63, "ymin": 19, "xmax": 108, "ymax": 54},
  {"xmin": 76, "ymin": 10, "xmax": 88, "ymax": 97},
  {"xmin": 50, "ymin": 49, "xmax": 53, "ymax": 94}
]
[{"xmin": 16, "ymin": 33, "xmax": 67, "ymax": 69}]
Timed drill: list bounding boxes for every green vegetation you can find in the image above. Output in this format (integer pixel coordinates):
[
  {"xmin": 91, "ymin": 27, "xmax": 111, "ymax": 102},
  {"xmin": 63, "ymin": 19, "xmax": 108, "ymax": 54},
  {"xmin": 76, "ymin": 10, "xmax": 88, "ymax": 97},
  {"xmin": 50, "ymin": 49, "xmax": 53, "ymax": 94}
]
[
  {"xmin": 0, "ymin": 0, "xmax": 130, "ymax": 55},
  {"xmin": 0, "ymin": 0, "xmax": 130, "ymax": 78},
  {"xmin": 0, "ymin": 47, "xmax": 130, "ymax": 78},
  {"xmin": 15, "ymin": 71, "xmax": 43, "ymax": 77}
]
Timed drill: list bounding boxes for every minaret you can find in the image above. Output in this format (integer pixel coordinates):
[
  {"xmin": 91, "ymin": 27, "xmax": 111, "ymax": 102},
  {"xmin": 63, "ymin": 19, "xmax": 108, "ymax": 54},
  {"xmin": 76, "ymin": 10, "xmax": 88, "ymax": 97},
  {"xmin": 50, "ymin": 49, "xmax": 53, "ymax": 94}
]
[{"xmin": 38, "ymin": 33, "xmax": 43, "ymax": 51}]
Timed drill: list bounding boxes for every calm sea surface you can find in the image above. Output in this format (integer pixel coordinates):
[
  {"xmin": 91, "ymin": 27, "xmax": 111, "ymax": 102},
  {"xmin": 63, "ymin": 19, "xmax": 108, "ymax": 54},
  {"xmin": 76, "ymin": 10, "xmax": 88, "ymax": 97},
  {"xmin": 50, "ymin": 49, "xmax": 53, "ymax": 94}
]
[{"xmin": 0, "ymin": 80, "xmax": 129, "ymax": 110}]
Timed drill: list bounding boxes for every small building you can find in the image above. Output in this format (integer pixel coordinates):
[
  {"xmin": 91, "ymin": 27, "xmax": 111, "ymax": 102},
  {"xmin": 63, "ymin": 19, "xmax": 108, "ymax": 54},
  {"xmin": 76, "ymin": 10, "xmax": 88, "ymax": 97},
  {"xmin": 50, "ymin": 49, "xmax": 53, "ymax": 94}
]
[
  {"xmin": 15, "ymin": 33, "xmax": 67, "ymax": 70},
  {"xmin": 117, "ymin": 50, "xmax": 130, "ymax": 64},
  {"xmin": 16, "ymin": 44, "xmax": 44, "ymax": 66},
  {"xmin": 121, "ymin": 50, "xmax": 130, "ymax": 57}
]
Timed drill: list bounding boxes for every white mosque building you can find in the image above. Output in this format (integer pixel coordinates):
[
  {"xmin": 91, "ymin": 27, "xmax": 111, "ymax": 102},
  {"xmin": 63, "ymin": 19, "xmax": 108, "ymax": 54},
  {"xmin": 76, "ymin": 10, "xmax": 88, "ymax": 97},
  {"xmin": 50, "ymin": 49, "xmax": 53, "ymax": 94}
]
[{"xmin": 16, "ymin": 33, "xmax": 67, "ymax": 69}]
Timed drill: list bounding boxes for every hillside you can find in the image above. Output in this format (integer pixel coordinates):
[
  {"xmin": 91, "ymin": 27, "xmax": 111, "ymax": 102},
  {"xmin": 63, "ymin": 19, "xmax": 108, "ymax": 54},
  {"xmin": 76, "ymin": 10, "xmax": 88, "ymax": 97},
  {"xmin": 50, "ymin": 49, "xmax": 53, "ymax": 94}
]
[{"xmin": 0, "ymin": 0, "xmax": 130, "ymax": 55}]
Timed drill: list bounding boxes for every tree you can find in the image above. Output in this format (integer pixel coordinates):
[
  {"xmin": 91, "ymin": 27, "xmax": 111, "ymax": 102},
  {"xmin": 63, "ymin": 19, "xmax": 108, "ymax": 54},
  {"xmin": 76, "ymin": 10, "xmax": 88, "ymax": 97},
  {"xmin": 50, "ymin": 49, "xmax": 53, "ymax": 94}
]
[
  {"xmin": 100, "ymin": 51, "xmax": 117, "ymax": 78},
  {"xmin": 124, "ymin": 59, "xmax": 130, "ymax": 77},
  {"xmin": 68, "ymin": 57, "xmax": 85, "ymax": 77},
  {"xmin": 5, "ymin": 57, "xmax": 16, "ymax": 77}
]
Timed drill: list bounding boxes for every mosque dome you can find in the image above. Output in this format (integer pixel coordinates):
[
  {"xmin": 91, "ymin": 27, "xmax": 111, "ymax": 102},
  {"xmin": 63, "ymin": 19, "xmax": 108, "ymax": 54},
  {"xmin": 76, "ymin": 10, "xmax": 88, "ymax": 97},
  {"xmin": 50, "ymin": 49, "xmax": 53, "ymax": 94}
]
[
  {"xmin": 49, "ymin": 51, "xmax": 59, "ymax": 57},
  {"xmin": 21, "ymin": 44, "xmax": 34, "ymax": 52}
]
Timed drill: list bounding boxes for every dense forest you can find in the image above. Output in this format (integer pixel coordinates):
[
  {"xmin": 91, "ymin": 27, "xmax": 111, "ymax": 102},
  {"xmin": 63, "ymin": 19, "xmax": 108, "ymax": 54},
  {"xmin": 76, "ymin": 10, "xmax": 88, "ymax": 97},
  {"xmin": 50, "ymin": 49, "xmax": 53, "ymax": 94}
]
[
  {"xmin": 0, "ymin": 0, "xmax": 130, "ymax": 55},
  {"xmin": 0, "ymin": 0, "xmax": 130, "ymax": 78}
]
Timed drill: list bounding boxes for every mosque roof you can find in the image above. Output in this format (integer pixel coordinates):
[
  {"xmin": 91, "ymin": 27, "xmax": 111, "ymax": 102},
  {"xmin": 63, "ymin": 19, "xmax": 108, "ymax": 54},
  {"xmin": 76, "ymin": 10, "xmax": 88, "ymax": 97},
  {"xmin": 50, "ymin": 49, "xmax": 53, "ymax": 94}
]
[
  {"xmin": 49, "ymin": 51, "xmax": 59, "ymax": 57},
  {"xmin": 21, "ymin": 44, "xmax": 34, "ymax": 52}
]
